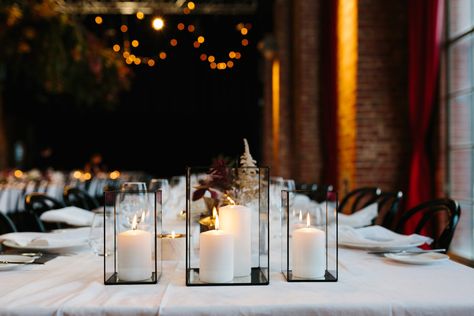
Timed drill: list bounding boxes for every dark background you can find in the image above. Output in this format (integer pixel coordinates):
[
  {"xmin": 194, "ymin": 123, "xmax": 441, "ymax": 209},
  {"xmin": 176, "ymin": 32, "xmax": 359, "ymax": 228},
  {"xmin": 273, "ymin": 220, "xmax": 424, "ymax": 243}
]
[{"xmin": 5, "ymin": 1, "xmax": 273, "ymax": 178}]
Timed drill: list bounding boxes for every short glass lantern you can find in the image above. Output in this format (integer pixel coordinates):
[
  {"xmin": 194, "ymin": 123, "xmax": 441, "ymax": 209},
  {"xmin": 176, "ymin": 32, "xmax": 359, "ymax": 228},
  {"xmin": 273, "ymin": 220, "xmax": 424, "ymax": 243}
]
[
  {"xmin": 104, "ymin": 189, "xmax": 162, "ymax": 285},
  {"xmin": 185, "ymin": 166, "xmax": 270, "ymax": 286},
  {"xmin": 281, "ymin": 189, "xmax": 338, "ymax": 282}
]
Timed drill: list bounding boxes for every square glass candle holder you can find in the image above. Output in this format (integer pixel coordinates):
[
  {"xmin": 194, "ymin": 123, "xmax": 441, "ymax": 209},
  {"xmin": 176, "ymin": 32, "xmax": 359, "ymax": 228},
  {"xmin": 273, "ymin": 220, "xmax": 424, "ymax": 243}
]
[
  {"xmin": 104, "ymin": 189, "xmax": 162, "ymax": 285},
  {"xmin": 281, "ymin": 189, "xmax": 338, "ymax": 282},
  {"xmin": 185, "ymin": 166, "xmax": 270, "ymax": 286}
]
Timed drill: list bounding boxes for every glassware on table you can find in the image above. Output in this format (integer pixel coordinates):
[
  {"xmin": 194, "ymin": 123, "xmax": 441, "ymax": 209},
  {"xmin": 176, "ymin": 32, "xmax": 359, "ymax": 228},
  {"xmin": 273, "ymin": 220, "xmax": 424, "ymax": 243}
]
[
  {"xmin": 88, "ymin": 211, "xmax": 110, "ymax": 256},
  {"xmin": 118, "ymin": 182, "xmax": 148, "ymax": 229},
  {"xmin": 149, "ymin": 179, "xmax": 170, "ymax": 215}
]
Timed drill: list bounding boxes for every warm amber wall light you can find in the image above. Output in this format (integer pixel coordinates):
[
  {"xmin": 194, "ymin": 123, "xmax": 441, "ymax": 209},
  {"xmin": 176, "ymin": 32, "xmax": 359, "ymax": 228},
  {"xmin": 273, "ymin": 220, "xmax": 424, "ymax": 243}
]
[
  {"xmin": 337, "ymin": 0, "xmax": 358, "ymax": 192},
  {"xmin": 272, "ymin": 59, "xmax": 280, "ymax": 174}
]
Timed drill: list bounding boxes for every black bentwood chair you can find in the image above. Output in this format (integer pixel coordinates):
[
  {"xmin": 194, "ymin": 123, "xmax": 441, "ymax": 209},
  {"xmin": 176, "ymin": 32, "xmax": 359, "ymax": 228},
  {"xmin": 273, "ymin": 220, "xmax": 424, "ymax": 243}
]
[
  {"xmin": 394, "ymin": 198, "xmax": 461, "ymax": 252},
  {"xmin": 63, "ymin": 187, "xmax": 100, "ymax": 211},
  {"xmin": 24, "ymin": 193, "xmax": 66, "ymax": 232},
  {"xmin": 0, "ymin": 212, "xmax": 17, "ymax": 234},
  {"xmin": 338, "ymin": 187, "xmax": 382, "ymax": 214},
  {"xmin": 372, "ymin": 191, "xmax": 404, "ymax": 229}
]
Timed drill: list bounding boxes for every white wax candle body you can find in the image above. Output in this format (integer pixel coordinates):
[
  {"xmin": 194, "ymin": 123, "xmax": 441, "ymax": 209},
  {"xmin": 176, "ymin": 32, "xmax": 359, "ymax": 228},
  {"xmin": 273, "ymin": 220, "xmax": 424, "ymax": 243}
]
[
  {"xmin": 117, "ymin": 229, "xmax": 153, "ymax": 281},
  {"xmin": 219, "ymin": 204, "xmax": 252, "ymax": 277},
  {"xmin": 199, "ymin": 230, "xmax": 234, "ymax": 283},
  {"xmin": 162, "ymin": 234, "xmax": 185, "ymax": 261},
  {"xmin": 292, "ymin": 227, "xmax": 326, "ymax": 278}
]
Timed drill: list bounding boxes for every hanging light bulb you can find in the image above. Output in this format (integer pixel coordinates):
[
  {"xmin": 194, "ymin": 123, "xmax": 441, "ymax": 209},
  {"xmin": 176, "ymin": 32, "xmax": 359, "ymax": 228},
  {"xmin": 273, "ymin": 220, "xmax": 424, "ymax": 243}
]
[{"xmin": 152, "ymin": 17, "xmax": 164, "ymax": 31}]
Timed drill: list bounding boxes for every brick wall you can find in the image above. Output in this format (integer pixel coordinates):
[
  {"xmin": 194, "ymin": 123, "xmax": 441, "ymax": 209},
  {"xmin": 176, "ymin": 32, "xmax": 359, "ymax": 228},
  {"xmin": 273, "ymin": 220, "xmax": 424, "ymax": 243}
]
[
  {"xmin": 264, "ymin": 0, "xmax": 410, "ymax": 191},
  {"xmin": 355, "ymin": 0, "xmax": 410, "ymax": 192},
  {"xmin": 291, "ymin": 0, "xmax": 322, "ymax": 183}
]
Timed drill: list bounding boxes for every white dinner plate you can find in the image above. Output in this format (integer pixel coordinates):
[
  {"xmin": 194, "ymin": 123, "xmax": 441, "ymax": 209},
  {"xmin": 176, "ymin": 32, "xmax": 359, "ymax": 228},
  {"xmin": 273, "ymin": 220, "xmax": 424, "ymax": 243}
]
[
  {"xmin": 2, "ymin": 240, "xmax": 87, "ymax": 252},
  {"xmin": 0, "ymin": 255, "xmax": 34, "ymax": 271},
  {"xmin": 384, "ymin": 252, "xmax": 450, "ymax": 265},
  {"xmin": 339, "ymin": 240, "xmax": 425, "ymax": 251}
]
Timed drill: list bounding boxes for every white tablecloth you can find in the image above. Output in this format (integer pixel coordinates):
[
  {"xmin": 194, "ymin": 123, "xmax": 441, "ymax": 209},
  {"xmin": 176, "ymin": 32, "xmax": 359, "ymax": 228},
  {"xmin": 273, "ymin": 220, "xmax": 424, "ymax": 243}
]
[{"xmin": 1, "ymin": 246, "xmax": 473, "ymax": 316}]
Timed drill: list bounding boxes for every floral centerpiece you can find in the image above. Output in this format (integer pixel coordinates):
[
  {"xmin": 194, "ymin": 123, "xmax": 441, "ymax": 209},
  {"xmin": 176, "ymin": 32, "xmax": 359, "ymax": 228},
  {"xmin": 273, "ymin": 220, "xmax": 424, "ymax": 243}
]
[{"xmin": 192, "ymin": 138, "xmax": 260, "ymax": 229}]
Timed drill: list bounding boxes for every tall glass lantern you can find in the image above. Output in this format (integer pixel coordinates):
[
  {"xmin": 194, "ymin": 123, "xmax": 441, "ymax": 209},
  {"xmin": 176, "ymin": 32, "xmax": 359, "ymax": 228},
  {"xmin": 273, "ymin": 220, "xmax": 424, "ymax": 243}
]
[
  {"xmin": 185, "ymin": 166, "xmax": 270, "ymax": 286},
  {"xmin": 104, "ymin": 189, "xmax": 162, "ymax": 285},
  {"xmin": 281, "ymin": 189, "xmax": 338, "ymax": 282}
]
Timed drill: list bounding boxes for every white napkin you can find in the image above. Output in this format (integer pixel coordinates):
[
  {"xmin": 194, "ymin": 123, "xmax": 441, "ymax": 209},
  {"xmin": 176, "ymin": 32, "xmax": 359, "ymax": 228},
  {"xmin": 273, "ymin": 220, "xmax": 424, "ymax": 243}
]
[
  {"xmin": 338, "ymin": 203, "xmax": 378, "ymax": 228},
  {"xmin": 40, "ymin": 206, "xmax": 94, "ymax": 226},
  {"xmin": 0, "ymin": 227, "xmax": 89, "ymax": 247},
  {"xmin": 339, "ymin": 225, "xmax": 433, "ymax": 247}
]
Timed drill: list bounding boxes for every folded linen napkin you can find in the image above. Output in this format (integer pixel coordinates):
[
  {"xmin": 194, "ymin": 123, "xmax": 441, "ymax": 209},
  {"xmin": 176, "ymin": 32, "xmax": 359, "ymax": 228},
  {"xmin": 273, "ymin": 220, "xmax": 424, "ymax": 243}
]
[
  {"xmin": 339, "ymin": 225, "xmax": 433, "ymax": 247},
  {"xmin": 0, "ymin": 227, "xmax": 89, "ymax": 247},
  {"xmin": 338, "ymin": 203, "xmax": 378, "ymax": 228},
  {"xmin": 40, "ymin": 206, "xmax": 94, "ymax": 226}
]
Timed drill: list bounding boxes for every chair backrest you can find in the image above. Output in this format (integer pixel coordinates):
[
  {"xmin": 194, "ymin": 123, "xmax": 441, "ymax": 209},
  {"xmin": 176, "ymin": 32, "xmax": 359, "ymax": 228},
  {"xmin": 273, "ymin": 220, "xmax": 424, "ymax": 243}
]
[
  {"xmin": 372, "ymin": 191, "xmax": 404, "ymax": 229},
  {"xmin": 338, "ymin": 187, "xmax": 382, "ymax": 214},
  {"xmin": 0, "ymin": 212, "xmax": 17, "ymax": 234},
  {"xmin": 63, "ymin": 187, "xmax": 100, "ymax": 211},
  {"xmin": 394, "ymin": 198, "xmax": 461, "ymax": 251},
  {"xmin": 24, "ymin": 193, "xmax": 65, "ymax": 232},
  {"xmin": 296, "ymin": 183, "xmax": 334, "ymax": 203}
]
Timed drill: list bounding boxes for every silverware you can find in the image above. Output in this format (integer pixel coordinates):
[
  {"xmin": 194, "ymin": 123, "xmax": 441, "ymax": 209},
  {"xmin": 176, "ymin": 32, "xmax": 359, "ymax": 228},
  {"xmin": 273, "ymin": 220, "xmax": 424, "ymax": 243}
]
[
  {"xmin": 368, "ymin": 248, "xmax": 446, "ymax": 255},
  {"xmin": 0, "ymin": 260, "xmax": 35, "ymax": 265}
]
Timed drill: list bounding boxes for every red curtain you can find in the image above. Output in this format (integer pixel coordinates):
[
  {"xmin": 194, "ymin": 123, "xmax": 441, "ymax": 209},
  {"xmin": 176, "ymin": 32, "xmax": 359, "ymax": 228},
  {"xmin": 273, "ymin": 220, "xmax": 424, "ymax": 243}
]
[
  {"xmin": 405, "ymin": 0, "xmax": 444, "ymax": 233},
  {"xmin": 320, "ymin": 0, "xmax": 338, "ymax": 190}
]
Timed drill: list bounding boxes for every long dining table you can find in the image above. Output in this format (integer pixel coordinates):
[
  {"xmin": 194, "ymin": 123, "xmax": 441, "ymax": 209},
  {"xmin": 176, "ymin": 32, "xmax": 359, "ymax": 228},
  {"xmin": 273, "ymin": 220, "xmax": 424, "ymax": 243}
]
[{"xmin": 1, "ymin": 242, "xmax": 474, "ymax": 316}]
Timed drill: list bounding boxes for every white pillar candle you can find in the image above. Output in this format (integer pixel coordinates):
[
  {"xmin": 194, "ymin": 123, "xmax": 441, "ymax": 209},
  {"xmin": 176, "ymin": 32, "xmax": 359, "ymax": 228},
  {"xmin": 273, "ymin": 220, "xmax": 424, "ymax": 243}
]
[
  {"xmin": 199, "ymin": 213, "xmax": 234, "ymax": 283},
  {"xmin": 292, "ymin": 213, "xmax": 326, "ymax": 279},
  {"xmin": 162, "ymin": 231, "xmax": 185, "ymax": 261},
  {"xmin": 219, "ymin": 203, "xmax": 252, "ymax": 277},
  {"xmin": 117, "ymin": 228, "xmax": 153, "ymax": 282}
]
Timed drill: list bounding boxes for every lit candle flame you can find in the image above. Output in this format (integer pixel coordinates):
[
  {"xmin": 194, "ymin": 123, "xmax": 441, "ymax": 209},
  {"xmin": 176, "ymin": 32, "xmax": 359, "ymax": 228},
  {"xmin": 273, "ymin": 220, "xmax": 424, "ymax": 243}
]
[
  {"xmin": 306, "ymin": 213, "xmax": 310, "ymax": 228},
  {"xmin": 171, "ymin": 230, "xmax": 176, "ymax": 238},
  {"xmin": 212, "ymin": 207, "xmax": 217, "ymax": 219},
  {"xmin": 227, "ymin": 196, "xmax": 236, "ymax": 205},
  {"xmin": 215, "ymin": 213, "xmax": 220, "ymax": 230},
  {"xmin": 299, "ymin": 210, "xmax": 302, "ymax": 222},
  {"xmin": 132, "ymin": 214, "xmax": 138, "ymax": 230}
]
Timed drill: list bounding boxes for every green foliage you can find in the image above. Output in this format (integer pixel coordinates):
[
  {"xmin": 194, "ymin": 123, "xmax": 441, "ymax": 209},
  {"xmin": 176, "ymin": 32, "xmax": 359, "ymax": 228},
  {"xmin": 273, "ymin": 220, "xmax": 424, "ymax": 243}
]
[{"xmin": 0, "ymin": 0, "xmax": 131, "ymax": 107}]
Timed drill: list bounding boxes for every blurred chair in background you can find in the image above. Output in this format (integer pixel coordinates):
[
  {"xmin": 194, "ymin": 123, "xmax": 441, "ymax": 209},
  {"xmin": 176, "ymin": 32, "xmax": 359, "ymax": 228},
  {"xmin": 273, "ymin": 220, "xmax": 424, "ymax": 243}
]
[
  {"xmin": 338, "ymin": 187, "xmax": 381, "ymax": 214},
  {"xmin": 63, "ymin": 187, "xmax": 100, "ymax": 211},
  {"xmin": 24, "ymin": 193, "xmax": 65, "ymax": 232},
  {"xmin": 394, "ymin": 198, "xmax": 461, "ymax": 252}
]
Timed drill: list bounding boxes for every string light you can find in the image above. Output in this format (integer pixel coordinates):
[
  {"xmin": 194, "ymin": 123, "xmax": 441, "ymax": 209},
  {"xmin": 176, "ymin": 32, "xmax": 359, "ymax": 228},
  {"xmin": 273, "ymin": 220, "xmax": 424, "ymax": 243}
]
[
  {"xmin": 95, "ymin": 16, "xmax": 103, "ymax": 24},
  {"xmin": 115, "ymin": 18, "xmax": 251, "ymax": 69},
  {"xmin": 183, "ymin": 8, "xmax": 191, "ymax": 14},
  {"xmin": 187, "ymin": 1, "xmax": 196, "ymax": 10},
  {"xmin": 152, "ymin": 17, "xmax": 164, "ymax": 31}
]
